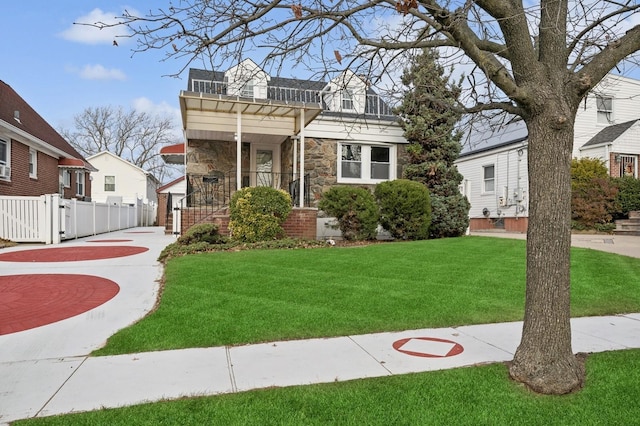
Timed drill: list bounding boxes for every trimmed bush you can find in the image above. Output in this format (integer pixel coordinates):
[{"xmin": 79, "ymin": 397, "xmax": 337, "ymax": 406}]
[
  {"xmin": 572, "ymin": 177, "xmax": 618, "ymax": 229},
  {"xmin": 614, "ymin": 175, "xmax": 640, "ymax": 218},
  {"xmin": 429, "ymin": 193, "xmax": 470, "ymax": 238},
  {"xmin": 374, "ymin": 179, "xmax": 431, "ymax": 240},
  {"xmin": 571, "ymin": 158, "xmax": 618, "ymax": 230},
  {"xmin": 177, "ymin": 223, "xmax": 226, "ymax": 246},
  {"xmin": 318, "ymin": 186, "xmax": 379, "ymax": 241},
  {"xmin": 229, "ymin": 186, "xmax": 292, "ymax": 243}
]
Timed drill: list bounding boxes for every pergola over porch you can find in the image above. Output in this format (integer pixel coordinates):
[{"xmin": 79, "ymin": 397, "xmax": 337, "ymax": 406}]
[{"xmin": 177, "ymin": 90, "xmax": 323, "ymax": 208}]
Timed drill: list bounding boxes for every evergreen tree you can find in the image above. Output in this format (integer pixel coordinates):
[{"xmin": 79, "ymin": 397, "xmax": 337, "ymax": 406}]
[{"xmin": 396, "ymin": 49, "xmax": 470, "ymax": 238}]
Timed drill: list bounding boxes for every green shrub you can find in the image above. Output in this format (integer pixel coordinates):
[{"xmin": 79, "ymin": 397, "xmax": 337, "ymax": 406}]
[
  {"xmin": 614, "ymin": 175, "xmax": 640, "ymax": 218},
  {"xmin": 571, "ymin": 157, "xmax": 609, "ymax": 183},
  {"xmin": 570, "ymin": 158, "xmax": 618, "ymax": 230},
  {"xmin": 429, "ymin": 193, "xmax": 470, "ymax": 238},
  {"xmin": 571, "ymin": 177, "xmax": 618, "ymax": 229},
  {"xmin": 318, "ymin": 186, "xmax": 379, "ymax": 241},
  {"xmin": 229, "ymin": 186, "xmax": 292, "ymax": 243},
  {"xmin": 177, "ymin": 223, "xmax": 227, "ymax": 246},
  {"xmin": 374, "ymin": 179, "xmax": 431, "ymax": 240}
]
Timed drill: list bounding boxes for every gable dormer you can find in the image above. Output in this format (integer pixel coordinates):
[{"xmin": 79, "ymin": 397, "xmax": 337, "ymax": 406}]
[
  {"xmin": 225, "ymin": 59, "xmax": 270, "ymax": 99},
  {"xmin": 322, "ymin": 70, "xmax": 368, "ymax": 114}
]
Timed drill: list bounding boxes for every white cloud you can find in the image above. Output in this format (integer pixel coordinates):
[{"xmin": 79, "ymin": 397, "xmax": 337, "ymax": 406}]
[
  {"xmin": 132, "ymin": 97, "xmax": 180, "ymax": 119},
  {"xmin": 76, "ymin": 64, "xmax": 127, "ymax": 81},
  {"xmin": 59, "ymin": 8, "xmax": 129, "ymax": 45},
  {"xmin": 132, "ymin": 97, "xmax": 182, "ymax": 138}
]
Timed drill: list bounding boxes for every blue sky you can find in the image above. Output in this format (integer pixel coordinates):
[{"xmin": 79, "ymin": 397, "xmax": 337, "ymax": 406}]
[
  {"xmin": 1, "ymin": 2, "xmax": 186, "ymax": 134},
  {"xmin": 2, "ymin": 1, "xmax": 639, "ymax": 137}
]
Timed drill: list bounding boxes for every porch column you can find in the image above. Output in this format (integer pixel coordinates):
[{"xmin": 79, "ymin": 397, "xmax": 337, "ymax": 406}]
[
  {"xmin": 236, "ymin": 105, "xmax": 242, "ymax": 190},
  {"xmin": 293, "ymin": 136, "xmax": 298, "ymax": 180},
  {"xmin": 299, "ymin": 109, "xmax": 305, "ymax": 208}
]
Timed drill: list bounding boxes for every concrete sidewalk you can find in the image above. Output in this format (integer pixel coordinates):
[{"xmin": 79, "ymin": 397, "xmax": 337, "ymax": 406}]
[{"xmin": 0, "ymin": 228, "xmax": 639, "ymax": 423}]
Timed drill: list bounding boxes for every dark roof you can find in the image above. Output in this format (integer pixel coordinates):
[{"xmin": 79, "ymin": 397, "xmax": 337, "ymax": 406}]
[
  {"xmin": 0, "ymin": 80, "xmax": 89, "ymax": 163},
  {"xmin": 582, "ymin": 119, "xmax": 639, "ymax": 148},
  {"xmin": 459, "ymin": 118, "xmax": 528, "ymax": 157},
  {"xmin": 185, "ymin": 68, "xmax": 394, "ymax": 117}
]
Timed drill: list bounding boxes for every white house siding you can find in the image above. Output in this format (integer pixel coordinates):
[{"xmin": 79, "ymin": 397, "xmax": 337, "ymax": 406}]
[
  {"xmin": 87, "ymin": 152, "xmax": 158, "ymax": 205},
  {"xmin": 573, "ymin": 75, "xmax": 640, "ymax": 157},
  {"xmin": 305, "ymin": 115, "xmax": 406, "ymax": 144},
  {"xmin": 456, "ymin": 142, "xmax": 529, "ymax": 232}
]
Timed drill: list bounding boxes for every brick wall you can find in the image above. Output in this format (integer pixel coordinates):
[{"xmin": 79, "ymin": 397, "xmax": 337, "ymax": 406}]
[
  {"xmin": 282, "ymin": 208, "xmax": 318, "ymax": 239},
  {"xmin": 0, "ymin": 139, "xmax": 59, "ymax": 196},
  {"xmin": 469, "ymin": 217, "xmax": 528, "ymax": 233},
  {"xmin": 179, "ymin": 207, "xmax": 318, "ymax": 239}
]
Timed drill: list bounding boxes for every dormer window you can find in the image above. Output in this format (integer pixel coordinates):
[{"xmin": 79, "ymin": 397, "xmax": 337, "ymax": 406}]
[
  {"xmin": 241, "ymin": 80, "xmax": 254, "ymax": 97},
  {"xmin": 342, "ymin": 89, "xmax": 354, "ymax": 110}
]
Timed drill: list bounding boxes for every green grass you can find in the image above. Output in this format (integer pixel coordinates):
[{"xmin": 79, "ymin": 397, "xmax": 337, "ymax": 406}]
[
  {"xmin": 15, "ymin": 349, "xmax": 640, "ymax": 425},
  {"xmin": 14, "ymin": 236, "xmax": 640, "ymax": 425},
  {"xmin": 94, "ymin": 236, "xmax": 640, "ymax": 355}
]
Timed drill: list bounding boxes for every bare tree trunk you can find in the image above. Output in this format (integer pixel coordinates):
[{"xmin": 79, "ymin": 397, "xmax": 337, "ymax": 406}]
[{"xmin": 509, "ymin": 111, "xmax": 585, "ymax": 394}]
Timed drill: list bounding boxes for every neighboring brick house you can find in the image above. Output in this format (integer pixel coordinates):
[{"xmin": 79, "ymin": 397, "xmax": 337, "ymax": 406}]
[
  {"xmin": 160, "ymin": 59, "xmax": 409, "ymax": 237},
  {"xmin": 0, "ymin": 80, "xmax": 94, "ymax": 199}
]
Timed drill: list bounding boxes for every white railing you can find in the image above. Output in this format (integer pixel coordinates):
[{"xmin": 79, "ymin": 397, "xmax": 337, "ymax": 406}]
[
  {"xmin": 0, "ymin": 195, "xmax": 158, "ymax": 244},
  {"xmin": 190, "ymin": 79, "xmax": 395, "ymax": 117}
]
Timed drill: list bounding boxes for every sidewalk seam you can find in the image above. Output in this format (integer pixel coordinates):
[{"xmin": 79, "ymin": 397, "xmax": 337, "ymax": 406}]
[
  {"xmin": 35, "ymin": 356, "xmax": 89, "ymax": 418},
  {"xmin": 225, "ymin": 346, "xmax": 237, "ymax": 392},
  {"xmin": 347, "ymin": 336, "xmax": 394, "ymax": 375}
]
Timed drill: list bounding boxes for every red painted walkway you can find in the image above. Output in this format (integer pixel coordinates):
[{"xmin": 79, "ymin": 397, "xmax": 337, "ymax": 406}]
[{"xmin": 0, "ymin": 244, "xmax": 147, "ymax": 335}]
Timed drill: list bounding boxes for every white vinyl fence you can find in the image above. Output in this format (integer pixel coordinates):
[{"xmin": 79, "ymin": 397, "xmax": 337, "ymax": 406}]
[{"xmin": 0, "ymin": 194, "xmax": 157, "ymax": 244}]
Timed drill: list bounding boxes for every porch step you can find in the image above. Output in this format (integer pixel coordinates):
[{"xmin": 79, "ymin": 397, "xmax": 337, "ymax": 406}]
[{"xmin": 614, "ymin": 211, "xmax": 640, "ymax": 236}]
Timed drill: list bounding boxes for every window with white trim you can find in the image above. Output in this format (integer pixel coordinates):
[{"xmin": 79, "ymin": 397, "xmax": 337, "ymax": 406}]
[
  {"xmin": 62, "ymin": 170, "xmax": 71, "ymax": 188},
  {"xmin": 0, "ymin": 139, "xmax": 9, "ymax": 180},
  {"xmin": 241, "ymin": 79, "xmax": 254, "ymax": 97},
  {"xmin": 342, "ymin": 89, "xmax": 354, "ymax": 110},
  {"xmin": 483, "ymin": 165, "xmax": 495, "ymax": 193},
  {"xmin": 338, "ymin": 143, "xmax": 394, "ymax": 183},
  {"xmin": 76, "ymin": 171, "xmax": 85, "ymax": 196},
  {"xmin": 370, "ymin": 146, "xmax": 390, "ymax": 179},
  {"xmin": 29, "ymin": 148, "xmax": 37, "ymax": 178},
  {"xmin": 596, "ymin": 95, "xmax": 613, "ymax": 124},
  {"xmin": 104, "ymin": 175, "xmax": 116, "ymax": 191}
]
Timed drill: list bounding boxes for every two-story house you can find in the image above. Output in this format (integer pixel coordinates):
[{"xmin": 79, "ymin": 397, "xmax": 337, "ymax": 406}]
[
  {"xmin": 455, "ymin": 74, "xmax": 640, "ymax": 232},
  {"xmin": 160, "ymin": 59, "xmax": 409, "ymax": 237},
  {"xmin": 0, "ymin": 80, "xmax": 94, "ymax": 199}
]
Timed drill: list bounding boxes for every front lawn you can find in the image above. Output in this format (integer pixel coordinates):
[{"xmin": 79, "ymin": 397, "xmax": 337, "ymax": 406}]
[{"xmin": 94, "ymin": 236, "xmax": 640, "ymax": 355}]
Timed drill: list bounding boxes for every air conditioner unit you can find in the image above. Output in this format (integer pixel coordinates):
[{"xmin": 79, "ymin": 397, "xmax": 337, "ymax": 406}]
[{"xmin": 0, "ymin": 165, "xmax": 10, "ymax": 178}]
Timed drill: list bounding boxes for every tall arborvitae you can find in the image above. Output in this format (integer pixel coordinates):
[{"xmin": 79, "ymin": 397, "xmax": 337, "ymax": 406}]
[{"xmin": 396, "ymin": 49, "xmax": 470, "ymax": 238}]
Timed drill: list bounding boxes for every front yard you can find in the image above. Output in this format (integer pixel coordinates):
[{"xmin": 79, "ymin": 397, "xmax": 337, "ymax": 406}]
[{"xmin": 16, "ymin": 235, "xmax": 640, "ymax": 425}]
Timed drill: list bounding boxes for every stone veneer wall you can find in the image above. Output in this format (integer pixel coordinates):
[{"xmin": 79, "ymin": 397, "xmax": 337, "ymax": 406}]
[{"xmin": 186, "ymin": 140, "xmax": 250, "ymax": 176}]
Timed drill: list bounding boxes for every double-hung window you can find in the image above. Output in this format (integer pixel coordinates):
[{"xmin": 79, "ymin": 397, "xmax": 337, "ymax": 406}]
[
  {"xmin": 341, "ymin": 144, "xmax": 361, "ymax": 178},
  {"xmin": 0, "ymin": 138, "xmax": 9, "ymax": 179},
  {"xmin": 596, "ymin": 95, "xmax": 613, "ymax": 124},
  {"xmin": 342, "ymin": 89, "xmax": 354, "ymax": 110},
  {"xmin": 76, "ymin": 171, "xmax": 85, "ymax": 196},
  {"xmin": 104, "ymin": 175, "xmax": 116, "ymax": 192},
  {"xmin": 241, "ymin": 79, "xmax": 254, "ymax": 97},
  {"xmin": 61, "ymin": 170, "xmax": 71, "ymax": 188},
  {"xmin": 483, "ymin": 165, "xmax": 495, "ymax": 193},
  {"xmin": 338, "ymin": 143, "xmax": 393, "ymax": 183},
  {"xmin": 29, "ymin": 148, "xmax": 37, "ymax": 178},
  {"xmin": 370, "ymin": 146, "xmax": 390, "ymax": 179}
]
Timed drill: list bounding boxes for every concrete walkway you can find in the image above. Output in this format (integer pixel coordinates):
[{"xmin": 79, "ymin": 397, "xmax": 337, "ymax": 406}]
[{"xmin": 0, "ymin": 228, "xmax": 639, "ymax": 423}]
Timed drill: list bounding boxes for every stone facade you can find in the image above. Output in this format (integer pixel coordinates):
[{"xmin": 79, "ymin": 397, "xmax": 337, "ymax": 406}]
[{"xmin": 184, "ymin": 137, "xmax": 410, "ymax": 210}]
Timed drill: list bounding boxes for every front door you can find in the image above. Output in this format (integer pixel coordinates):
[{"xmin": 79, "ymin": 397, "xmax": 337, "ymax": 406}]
[{"xmin": 251, "ymin": 144, "xmax": 281, "ymax": 188}]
